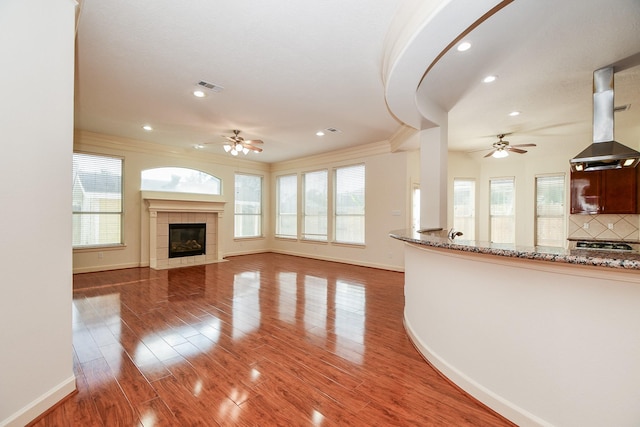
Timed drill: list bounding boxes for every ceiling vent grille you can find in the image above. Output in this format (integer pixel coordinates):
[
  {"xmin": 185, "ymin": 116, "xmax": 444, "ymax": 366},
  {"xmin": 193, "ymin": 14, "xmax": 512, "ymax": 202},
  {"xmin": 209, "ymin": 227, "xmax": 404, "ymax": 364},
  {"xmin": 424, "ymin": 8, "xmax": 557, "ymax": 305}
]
[
  {"xmin": 197, "ymin": 80, "xmax": 224, "ymax": 92},
  {"xmin": 325, "ymin": 127, "xmax": 342, "ymax": 133}
]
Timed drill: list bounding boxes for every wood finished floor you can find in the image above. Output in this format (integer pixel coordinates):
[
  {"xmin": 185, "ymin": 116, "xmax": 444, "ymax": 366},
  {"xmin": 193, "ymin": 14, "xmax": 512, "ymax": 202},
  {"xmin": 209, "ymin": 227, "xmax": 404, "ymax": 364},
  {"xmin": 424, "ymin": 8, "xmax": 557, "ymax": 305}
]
[{"xmin": 30, "ymin": 253, "xmax": 514, "ymax": 426}]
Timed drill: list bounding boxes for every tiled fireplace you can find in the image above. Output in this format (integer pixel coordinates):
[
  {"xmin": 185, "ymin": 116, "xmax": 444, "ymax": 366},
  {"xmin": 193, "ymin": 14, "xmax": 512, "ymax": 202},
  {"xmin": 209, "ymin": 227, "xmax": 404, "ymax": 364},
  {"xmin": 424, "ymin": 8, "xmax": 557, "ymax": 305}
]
[{"xmin": 144, "ymin": 195, "xmax": 225, "ymax": 270}]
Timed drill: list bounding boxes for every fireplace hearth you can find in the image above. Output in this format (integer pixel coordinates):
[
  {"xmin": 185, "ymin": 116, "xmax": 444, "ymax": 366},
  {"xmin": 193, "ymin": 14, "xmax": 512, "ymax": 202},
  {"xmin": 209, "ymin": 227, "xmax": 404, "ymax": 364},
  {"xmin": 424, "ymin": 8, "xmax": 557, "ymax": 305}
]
[{"xmin": 169, "ymin": 223, "xmax": 206, "ymax": 258}]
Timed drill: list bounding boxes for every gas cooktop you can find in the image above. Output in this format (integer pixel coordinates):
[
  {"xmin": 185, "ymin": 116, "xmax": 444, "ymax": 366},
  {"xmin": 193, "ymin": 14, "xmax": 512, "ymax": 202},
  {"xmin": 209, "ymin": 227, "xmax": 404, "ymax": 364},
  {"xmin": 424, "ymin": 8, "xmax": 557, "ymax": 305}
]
[{"xmin": 575, "ymin": 241, "xmax": 634, "ymax": 251}]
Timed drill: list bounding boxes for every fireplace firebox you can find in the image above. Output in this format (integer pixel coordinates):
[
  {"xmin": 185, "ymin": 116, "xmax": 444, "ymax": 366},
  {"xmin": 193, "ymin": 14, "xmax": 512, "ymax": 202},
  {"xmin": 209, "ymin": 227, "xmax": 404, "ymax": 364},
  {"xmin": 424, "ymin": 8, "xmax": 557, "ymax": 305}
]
[{"xmin": 168, "ymin": 223, "xmax": 206, "ymax": 258}]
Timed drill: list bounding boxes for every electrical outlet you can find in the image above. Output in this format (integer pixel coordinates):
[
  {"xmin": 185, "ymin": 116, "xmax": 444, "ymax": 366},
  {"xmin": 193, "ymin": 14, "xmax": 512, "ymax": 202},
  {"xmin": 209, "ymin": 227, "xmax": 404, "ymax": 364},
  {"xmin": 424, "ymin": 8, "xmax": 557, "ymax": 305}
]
[
  {"xmin": 583, "ymin": 223, "xmax": 589, "ymax": 230},
  {"xmin": 608, "ymin": 223, "xmax": 614, "ymax": 230}
]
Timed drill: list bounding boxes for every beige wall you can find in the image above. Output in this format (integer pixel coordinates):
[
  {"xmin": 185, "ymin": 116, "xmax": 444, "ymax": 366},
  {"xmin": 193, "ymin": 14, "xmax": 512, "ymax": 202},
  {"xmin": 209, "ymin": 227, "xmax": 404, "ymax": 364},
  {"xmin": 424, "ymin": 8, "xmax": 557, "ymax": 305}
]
[
  {"xmin": 73, "ymin": 133, "xmax": 413, "ymax": 273},
  {"xmin": 1, "ymin": 1, "xmax": 76, "ymax": 425},
  {"xmin": 447, "ymin": 132, "xmax": 637, "ymax": 246}
]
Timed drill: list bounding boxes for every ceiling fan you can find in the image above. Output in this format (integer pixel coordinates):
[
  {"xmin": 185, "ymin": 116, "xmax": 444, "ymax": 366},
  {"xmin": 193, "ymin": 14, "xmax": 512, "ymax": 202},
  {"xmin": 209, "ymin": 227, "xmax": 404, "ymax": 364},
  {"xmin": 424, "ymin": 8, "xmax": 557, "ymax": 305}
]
[
  {"xmin": 483, "ymin": 134, "xmax": 536, "ymax": 158},
  {"xmin": 221, "ymin": 130, "xmax": 263, "ymax": 156}
]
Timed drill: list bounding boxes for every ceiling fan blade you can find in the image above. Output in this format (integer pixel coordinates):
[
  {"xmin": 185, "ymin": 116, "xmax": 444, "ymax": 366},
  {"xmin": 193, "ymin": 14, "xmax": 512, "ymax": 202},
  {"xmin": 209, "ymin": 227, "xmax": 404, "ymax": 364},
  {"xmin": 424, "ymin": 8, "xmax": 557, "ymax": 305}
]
[
  {"xmin": 224, "ymin": 135, "xmax": 239, "ymax": 143},
  {"xmin": 484, "ymin": 149, "xmax": 497, "ymax": 158},
  {"xmin": 511, "ymin": 143, "xmax": 537, "ymax": 148},
  {"xmin": 244, "ymin": 139, "xmax": 264, "ymax": 145},
  {"xmin": 507, "ymin": 147, "xmax": 528, "ymax": 154},
  {"xmin": 242, "ymin": 143, "xmax": 263, "ymax": 152}
]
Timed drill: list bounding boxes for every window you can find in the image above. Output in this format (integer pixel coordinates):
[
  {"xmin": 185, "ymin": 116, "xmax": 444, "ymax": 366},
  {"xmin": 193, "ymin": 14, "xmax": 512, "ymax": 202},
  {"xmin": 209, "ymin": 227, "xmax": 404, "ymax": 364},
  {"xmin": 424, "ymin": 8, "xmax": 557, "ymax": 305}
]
[
  {"xmin": 490, "ymin": 177, "xmax": 515, "ymax": 244},
  {"xmin": 536, "ymin": 175, "xmax": 565, "ymax": 247},
  {"xmin": 453, "ymin": 179, "xmax": 475, "ymax": 239},
  {"xmin": 234, "ymin": 174, "xmax": 262, "ymax": 238},
  {"xmin": 302, "ymin": 170, "xmax": 328, "ymax": 241},
  {"xmin": 334, "ymin": 164, "xmax": 365, "ymax": 244},
  {"xmin": 411, "ymin": 184, "xmax": 420, "ymax": 231},
  {"xmin": 141, "ymin": 167, "xmax": 220, "ymax": 194},
  {"xmin": 276, "ymin": 174, "xmax": 297, "ymax": 238},
  {"xmin": 72, "ymin": 153, "xmax": 123, "ymax": 247}
]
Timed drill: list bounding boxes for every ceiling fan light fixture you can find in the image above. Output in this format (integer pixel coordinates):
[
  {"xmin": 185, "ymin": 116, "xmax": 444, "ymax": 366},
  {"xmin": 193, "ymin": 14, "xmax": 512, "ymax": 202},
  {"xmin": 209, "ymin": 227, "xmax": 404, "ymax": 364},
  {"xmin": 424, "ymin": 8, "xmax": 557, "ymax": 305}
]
[
  {"xmin": 492, "ymin": 149, "xmax": 509, "ymax": 158},
  {"xmin": 242, "ymin": 147, "xmax": 250, "ymax": 155},
  {"xmin": 230, "ymin": 148, "xmax": 238, "ymax": 156},
  {"xmin": 223, "ymin": 144, "xmax": 232, "ymax": 152}
]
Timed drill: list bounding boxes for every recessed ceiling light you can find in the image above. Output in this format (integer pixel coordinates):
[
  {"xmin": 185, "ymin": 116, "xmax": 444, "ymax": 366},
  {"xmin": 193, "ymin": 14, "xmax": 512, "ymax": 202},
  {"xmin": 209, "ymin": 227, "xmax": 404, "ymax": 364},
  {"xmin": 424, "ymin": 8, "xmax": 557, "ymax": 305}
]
[
  {"xmin": 194, "ymin": 144, "xmax": 205, "ymax": 149},
  {"xmin": 508, "ymin": 111, "xmax": 521, "ymax": 117},
  {"xmin": 483, "ymin": 75, "xmax": 497, "ymax": 83},
  {"xmin": 193, "ymin": 90, "xmax": 206, "ymax": 98},
  {"xmin": 142, "ymin": 125, "xmax": 153, "ymax": 131},
  {"xmin": 457, "ymin": 41, "xmax": 471, "ymax": 52},
  {"xmin": 316, "ymin": 131, "xmax": 325, "ymax": 136}
]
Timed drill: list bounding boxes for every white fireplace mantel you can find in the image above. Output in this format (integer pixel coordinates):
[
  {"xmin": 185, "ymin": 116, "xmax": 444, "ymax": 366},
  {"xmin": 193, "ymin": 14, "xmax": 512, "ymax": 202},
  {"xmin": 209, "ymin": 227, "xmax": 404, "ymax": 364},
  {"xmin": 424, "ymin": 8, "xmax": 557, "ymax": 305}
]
[{"xmin": 142, "ymin": 192, "xmax": 226, "ymax": 269}]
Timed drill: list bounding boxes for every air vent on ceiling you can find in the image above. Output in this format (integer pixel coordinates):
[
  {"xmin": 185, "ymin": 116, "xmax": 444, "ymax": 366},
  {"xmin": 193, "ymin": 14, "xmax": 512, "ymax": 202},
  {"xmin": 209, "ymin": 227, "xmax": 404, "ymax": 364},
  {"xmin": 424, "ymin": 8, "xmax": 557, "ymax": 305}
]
[
  {"xmin": 197, "ymin": 80, "xmax": 224, "ymax": 92},
  {"xmin": 325, "ymin": 127, "xmax": 342, "ymax": 133}
]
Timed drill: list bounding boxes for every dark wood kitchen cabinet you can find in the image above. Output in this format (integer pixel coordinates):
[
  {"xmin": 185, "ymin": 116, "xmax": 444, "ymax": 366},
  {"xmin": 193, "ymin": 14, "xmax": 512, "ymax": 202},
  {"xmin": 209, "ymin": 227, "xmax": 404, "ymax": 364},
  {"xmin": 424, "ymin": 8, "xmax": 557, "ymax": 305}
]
[{"xmin": 570, "ymin": 167, "xmax": 639, "ymax": 214}]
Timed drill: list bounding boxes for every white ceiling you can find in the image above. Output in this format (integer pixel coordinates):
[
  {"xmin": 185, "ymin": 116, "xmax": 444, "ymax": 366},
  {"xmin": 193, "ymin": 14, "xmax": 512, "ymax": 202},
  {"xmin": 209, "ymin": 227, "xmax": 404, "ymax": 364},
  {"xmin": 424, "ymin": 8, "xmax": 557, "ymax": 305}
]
[{"xmin": 75, "ymin": 0, "xmax": 640, "ymax": 163}]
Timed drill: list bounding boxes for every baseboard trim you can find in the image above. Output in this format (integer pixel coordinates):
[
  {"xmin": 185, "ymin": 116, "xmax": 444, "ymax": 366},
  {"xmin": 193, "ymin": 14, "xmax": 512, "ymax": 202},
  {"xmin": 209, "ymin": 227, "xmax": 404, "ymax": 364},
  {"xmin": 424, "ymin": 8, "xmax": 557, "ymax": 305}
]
[
  {"xmin": 73, "ymin": 262, "xmax": 140, "ymax": 274},
  {"xmin": 269, "ymin": 249, "xmax": 405, "ymax": 272},
  {"xmin": 403, "ymin": 315, "xmax": 551, "ymax": 427},
  {"xmin": 1, "ymin": 375, "xmax": 76, "ymax": 427}
]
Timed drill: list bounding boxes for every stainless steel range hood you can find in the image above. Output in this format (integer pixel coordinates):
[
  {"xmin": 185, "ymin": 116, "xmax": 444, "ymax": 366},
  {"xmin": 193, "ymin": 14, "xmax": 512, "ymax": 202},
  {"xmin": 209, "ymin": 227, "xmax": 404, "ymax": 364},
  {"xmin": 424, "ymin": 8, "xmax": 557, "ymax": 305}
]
[{"xmin": 570, "ymin": 67, "xmax": 640, "ymax": 172}]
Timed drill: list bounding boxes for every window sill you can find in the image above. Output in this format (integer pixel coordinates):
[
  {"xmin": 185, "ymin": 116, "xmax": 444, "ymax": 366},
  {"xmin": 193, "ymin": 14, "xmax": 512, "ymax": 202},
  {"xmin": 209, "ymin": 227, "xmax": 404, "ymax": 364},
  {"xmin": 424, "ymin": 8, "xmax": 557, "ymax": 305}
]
[
  {"xmin": 73, "ymin": 244, "xmax": 127, "ymax": 253},
  {"xmin": 331, "ymin": 241, "xmax": 365, "ymax": 249},
  {"xmin": 233, "ymin": 236, "xmax": 265, "ymax": 242}
]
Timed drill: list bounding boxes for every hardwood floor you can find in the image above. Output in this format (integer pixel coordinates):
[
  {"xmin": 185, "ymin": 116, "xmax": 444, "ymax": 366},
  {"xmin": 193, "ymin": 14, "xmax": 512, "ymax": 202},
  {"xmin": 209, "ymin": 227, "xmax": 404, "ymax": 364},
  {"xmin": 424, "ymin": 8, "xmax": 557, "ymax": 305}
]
[{"xmin": 30, "ymin": 253, "xmax": 514, "ymax": 426}]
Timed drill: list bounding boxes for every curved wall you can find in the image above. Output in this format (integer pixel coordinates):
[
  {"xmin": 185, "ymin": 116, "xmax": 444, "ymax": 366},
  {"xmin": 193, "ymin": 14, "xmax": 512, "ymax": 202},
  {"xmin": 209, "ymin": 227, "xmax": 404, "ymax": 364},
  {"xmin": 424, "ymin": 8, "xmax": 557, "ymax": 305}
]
[{"xmin": 404, "ymin": 243, "xmax": 640, "ymax": 427}]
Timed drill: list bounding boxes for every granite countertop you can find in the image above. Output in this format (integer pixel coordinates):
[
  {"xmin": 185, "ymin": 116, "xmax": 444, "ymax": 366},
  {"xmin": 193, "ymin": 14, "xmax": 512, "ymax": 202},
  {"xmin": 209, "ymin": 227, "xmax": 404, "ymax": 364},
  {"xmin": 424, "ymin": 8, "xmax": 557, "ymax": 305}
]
[{"xmin": 389, "ymin": 229, "xmax": 640, "ymax": 270}]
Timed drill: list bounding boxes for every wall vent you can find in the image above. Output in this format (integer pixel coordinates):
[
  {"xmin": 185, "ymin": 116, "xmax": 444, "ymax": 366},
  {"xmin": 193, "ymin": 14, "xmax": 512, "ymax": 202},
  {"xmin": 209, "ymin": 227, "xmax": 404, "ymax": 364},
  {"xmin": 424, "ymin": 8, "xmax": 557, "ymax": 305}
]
[{"xmin": 197, "ymin": 81, "xmax": 224, "ymax": 92}]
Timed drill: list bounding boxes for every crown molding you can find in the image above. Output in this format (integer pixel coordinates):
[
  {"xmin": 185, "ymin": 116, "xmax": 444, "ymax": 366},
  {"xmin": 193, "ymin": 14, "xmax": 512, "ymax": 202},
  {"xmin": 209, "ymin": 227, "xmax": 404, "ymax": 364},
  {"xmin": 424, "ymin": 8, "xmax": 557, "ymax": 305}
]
[
  {"xmin": 74, "ymin": 130, "xmax": 269, "ymax": 171},
  {"xmin": 389, "ymin": 124, "xmax": 419, "ymax": 153},
  {"xmin": 270, "ymin": 139, "xmax": 392, "ymax": 173}
]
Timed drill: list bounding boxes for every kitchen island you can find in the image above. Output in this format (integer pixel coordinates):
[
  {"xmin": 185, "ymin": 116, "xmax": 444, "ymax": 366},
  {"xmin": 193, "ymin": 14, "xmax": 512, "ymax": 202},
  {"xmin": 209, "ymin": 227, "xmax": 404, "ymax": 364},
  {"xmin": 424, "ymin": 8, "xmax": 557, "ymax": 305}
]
[{"xmin": 390, "ymin": 229, "xmax": 640, "ymax": 427}]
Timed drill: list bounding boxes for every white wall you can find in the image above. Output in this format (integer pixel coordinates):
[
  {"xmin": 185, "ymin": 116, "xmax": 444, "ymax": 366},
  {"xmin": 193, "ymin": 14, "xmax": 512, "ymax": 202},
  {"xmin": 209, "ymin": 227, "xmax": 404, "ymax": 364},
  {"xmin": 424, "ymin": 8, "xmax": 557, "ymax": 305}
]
[
  {"xmin": 73, "ymin": 131, "xmax": 270, "ymax": 273},
  {"xmin": 0, "ymin": 1, "xmax": 76, "ymax": 425},
  {"xmin": 270, "ymin": 145, "xmax": 411, "ymax": 271},
  {"xmin": 73, "ymin": 133, "xmax": 411, "ymax": 273},
  {"xmin": 448, "ymin": 134, "xmax": 597, "ymax": 246},
  {"xmin": 404, "ymin": 243, "xmax": 640, "ymax": 427}
]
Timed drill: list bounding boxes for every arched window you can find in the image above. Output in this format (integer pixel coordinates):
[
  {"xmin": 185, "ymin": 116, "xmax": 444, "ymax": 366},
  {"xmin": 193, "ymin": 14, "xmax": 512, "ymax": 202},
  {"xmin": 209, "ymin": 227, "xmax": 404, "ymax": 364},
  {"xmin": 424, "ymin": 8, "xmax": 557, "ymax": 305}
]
[{"xmin": 141, "ymin": 167, "xmax": 221, "ymax": 195}]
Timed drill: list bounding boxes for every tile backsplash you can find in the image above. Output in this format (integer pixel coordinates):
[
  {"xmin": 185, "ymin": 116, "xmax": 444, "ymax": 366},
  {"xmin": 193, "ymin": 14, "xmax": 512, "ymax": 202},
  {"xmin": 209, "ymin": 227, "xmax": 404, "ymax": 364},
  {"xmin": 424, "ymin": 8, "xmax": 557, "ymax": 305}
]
[{"xmin": 568, "ymin": 214, "xmax": 639, "ymax": 241}]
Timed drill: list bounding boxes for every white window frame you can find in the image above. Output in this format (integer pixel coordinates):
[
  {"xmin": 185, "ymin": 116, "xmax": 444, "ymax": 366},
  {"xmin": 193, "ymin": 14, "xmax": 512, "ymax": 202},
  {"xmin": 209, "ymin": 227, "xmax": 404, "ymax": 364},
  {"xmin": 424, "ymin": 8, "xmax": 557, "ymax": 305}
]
[
  {"xmin": 489, "ymin": 177, "xmax": 516, "ymax": 244},
  {"xmin": 275, "ymin": 174, "xmax": 298, "ymax": 239},
  {"xmin": 72, "ymin": 152, "xmax": 123, "ymax": 248},
  {"xmin": 334, "ymin": 164, "xmax": 365, "ymax": 245},
  {"xmin": 535, "ymin": 174, "xmax": 566, "ymax": 247},
  {"xmin": 141, "ymin": 167, "xmax": 221, "ymax": 195},
  {"xmin": 302, "ymin": 169, "xmax": 328, "ymax": 242},
  {"xmin": 234, "ymin": 173, "xmax": 263, "ymax": 239},
  {"xmin": 453, "ymin": 178, "xmax": 476, "ymax": 240}
]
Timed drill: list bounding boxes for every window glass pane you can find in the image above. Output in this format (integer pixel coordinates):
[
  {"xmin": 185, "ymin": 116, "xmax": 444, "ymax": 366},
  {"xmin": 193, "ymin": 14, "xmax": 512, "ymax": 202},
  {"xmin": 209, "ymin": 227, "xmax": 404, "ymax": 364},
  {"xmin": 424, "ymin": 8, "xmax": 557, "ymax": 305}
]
[
  {"xmin": 72, "ymin": 153, "xmax": 122, "ymax": 247},
  {"xmin": 335, "ymin": 164, "xmax": 365, "ymax": 244},
  {"xmin": 303, "ymin": 170, "xmax": 328, "ymax": 241},
  {"xmin": 276, "ymin": 174, "xmax": 297, "ymax": 238},
  {"xmin": 490, "ymin": 178, "xmax": 515, "ymax": 244},
  {"xmin": 141, "ymin": 167, "xmax": 220, "ymax": 194},
  {"xmin": 536, "ymin": 175, "xmax": 565, "ymax": 247},
  {"xmin": 234, "ymin": 174, "xmax": 262, "ymax": 238},
  {"xmin": 412, "ymin": 186, "xmax": 420, "ymax": 231},
  {"xmin": 453, "ymin": 179, "xmax": 475, "ymax": 239}
]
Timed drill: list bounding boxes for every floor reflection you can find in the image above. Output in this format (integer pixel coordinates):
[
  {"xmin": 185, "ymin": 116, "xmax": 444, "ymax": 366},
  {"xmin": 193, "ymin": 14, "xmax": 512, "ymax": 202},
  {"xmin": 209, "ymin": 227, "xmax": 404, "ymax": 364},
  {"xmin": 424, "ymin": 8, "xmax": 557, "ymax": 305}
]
[{"xmin": 57, "ymin": 254, "xmax": 513, "ymax": 426}]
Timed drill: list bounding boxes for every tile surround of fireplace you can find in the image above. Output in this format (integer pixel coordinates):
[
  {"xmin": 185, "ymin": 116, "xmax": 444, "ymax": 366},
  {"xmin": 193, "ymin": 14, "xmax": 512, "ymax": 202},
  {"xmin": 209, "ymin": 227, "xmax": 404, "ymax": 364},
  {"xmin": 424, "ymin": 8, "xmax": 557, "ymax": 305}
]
[{"xmin": 144, "ymin": 195, "xmax": 225, "ymax": 270}]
